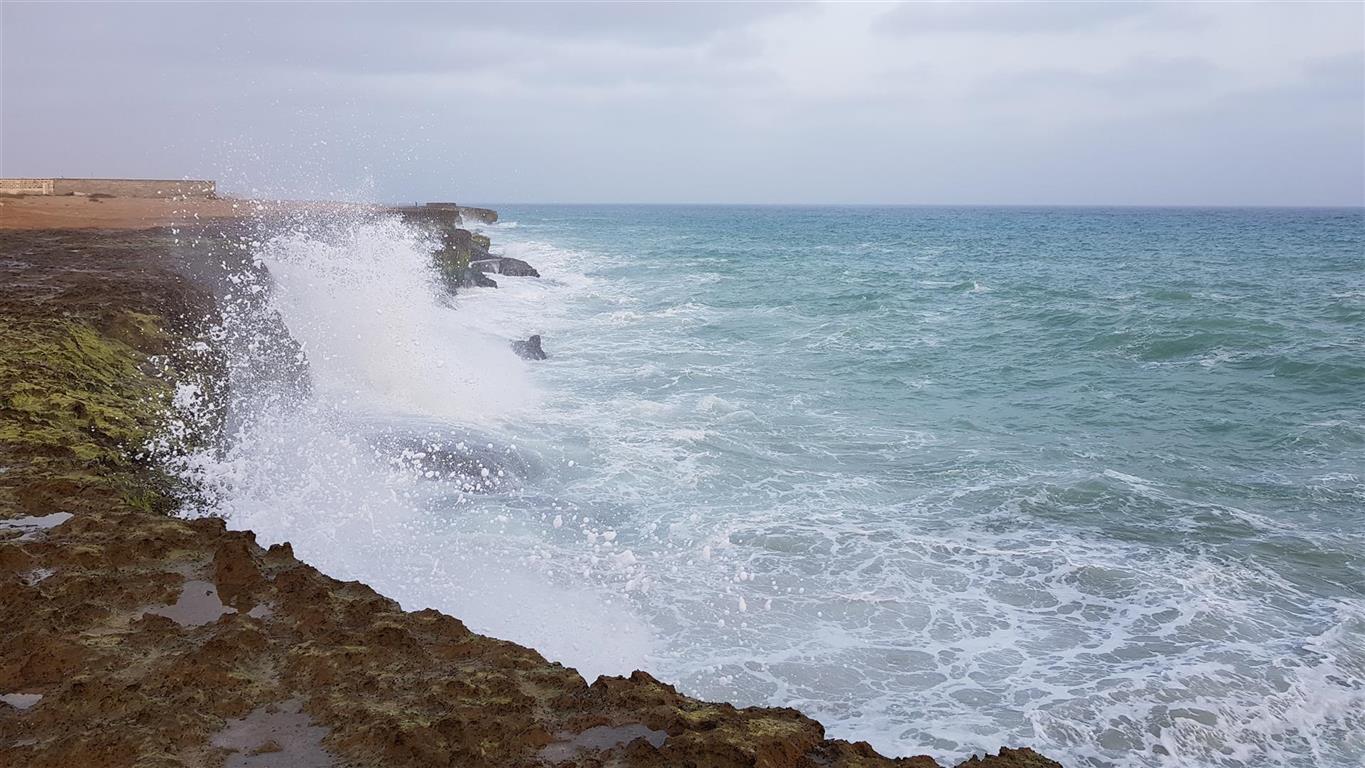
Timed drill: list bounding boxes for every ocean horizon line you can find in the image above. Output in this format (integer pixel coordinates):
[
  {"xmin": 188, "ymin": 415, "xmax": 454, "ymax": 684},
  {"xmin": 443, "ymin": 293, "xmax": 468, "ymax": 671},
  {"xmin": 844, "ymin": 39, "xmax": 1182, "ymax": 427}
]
[{"xmin": 397, "ymin": 201, "xmax": 1365, "ymax": 211}]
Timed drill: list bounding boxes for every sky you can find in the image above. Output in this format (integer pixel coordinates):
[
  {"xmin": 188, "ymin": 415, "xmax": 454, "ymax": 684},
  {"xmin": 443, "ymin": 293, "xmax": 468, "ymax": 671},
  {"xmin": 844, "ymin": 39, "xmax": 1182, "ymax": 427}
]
[{"xmin": 2, "ymin": 1, "xmax": 1362, "ymax": 206}]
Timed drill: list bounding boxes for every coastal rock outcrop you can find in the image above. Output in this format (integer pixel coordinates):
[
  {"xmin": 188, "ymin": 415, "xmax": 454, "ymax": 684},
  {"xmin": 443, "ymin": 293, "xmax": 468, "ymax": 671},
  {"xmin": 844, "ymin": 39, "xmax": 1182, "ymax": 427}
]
[
  {"xmin": 424, "ymin": 201, "xmax": 499, "ymax": 224},
  {"xmin": 395, "ymin": 206, "xmax": 527, "ymax": 292},
  {"xmin": 512, "ymin": 334, "xmax": 548, "ymax": 360},
  {"xmin": 395, "ymin": 202, "xmax": 537, "ymax": 293},
  {"xmin": 473, "ymin": 256, "xmax": 541, "ymax": 278}
]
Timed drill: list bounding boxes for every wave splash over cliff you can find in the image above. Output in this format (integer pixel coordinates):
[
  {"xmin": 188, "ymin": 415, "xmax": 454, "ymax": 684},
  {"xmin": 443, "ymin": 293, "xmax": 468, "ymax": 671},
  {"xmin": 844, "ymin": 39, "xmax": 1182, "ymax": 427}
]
[
  {"xmin": 173, "ymin": 206, "xmax": 1365, "ymax": 768},
  {"xmin": 181, "ymin": 214, "xmax": 654, "ymax": 681}
]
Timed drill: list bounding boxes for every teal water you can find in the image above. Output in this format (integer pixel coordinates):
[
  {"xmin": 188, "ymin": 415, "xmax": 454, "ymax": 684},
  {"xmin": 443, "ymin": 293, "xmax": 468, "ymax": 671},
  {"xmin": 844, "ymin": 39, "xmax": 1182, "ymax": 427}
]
[
  {"xmin": 197, "ymin": 205, "xmax": 1364, "ymax": 767},
  {"xmin": 484, "ymin": 206, "xmax": 1365, "ymax": 766}
]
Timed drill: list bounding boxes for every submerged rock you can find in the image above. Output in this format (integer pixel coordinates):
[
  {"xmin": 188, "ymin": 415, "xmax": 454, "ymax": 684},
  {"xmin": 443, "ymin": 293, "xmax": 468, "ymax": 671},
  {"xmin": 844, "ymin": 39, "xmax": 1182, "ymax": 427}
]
[
  {"xmin": 512, "ymin": 334, "xmax": 547, "ymax": 360},
  {"xmin": 366, "ymin": 428, "xmax": 532, "ymax": 491}
]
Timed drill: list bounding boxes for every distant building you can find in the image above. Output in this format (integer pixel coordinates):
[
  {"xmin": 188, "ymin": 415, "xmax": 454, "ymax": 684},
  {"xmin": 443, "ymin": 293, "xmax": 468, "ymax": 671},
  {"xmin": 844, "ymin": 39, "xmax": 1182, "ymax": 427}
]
[{"xmin": 0, "ymin": 178, "xmax": 216, "ymax": 198}]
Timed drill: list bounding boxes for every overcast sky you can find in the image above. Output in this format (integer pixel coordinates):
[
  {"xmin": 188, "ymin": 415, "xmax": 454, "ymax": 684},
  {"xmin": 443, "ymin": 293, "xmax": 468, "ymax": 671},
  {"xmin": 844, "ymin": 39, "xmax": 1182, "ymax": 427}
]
[{"xmin": 2, "ymin": 1, "xmax": 1362, "ymax": 205}]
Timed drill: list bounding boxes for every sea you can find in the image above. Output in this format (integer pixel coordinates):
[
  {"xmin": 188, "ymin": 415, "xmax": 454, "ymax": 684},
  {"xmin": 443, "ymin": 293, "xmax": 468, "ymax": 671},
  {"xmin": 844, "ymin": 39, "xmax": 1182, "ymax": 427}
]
[{"xmin": 175, "ymin": 205, "xmax": 1365, "ymax": 767}]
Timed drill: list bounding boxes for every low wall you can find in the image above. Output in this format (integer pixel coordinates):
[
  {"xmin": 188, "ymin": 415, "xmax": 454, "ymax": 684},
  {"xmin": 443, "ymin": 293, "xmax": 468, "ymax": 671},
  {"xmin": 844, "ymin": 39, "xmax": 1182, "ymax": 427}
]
[
  {"xmin": 0, "ymin": 178, "xmax": 216, "ymax": 198},
  {"xmin": 0, "ymin": 179, "xmax": 55, "ymax": 195}
]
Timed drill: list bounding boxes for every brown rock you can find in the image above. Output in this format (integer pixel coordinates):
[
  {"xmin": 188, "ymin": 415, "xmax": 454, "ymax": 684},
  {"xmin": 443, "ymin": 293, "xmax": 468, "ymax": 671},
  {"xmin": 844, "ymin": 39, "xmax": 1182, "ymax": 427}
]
[
  {"xmin": 957, "ymin": 747, "xmax": 1064, "ymax": 768},
  {"xmin": 213, "ymin": 537, "xmax": 265, "ymax": 609}
]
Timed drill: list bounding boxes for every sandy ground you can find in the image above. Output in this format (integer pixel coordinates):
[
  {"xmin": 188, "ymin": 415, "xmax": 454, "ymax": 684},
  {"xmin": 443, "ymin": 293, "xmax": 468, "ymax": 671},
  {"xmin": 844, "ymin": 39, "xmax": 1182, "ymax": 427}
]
[{"xmin": 0, "ymin": 195, "xmax": 383, "ymax": 230}]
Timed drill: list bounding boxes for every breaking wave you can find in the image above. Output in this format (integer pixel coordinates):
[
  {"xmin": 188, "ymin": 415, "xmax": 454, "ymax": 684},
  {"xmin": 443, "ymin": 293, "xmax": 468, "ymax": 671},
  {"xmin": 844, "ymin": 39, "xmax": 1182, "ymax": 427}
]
[{"xmin": 171, "ymin": 205, "xmax": 1365, "ymax": 767}]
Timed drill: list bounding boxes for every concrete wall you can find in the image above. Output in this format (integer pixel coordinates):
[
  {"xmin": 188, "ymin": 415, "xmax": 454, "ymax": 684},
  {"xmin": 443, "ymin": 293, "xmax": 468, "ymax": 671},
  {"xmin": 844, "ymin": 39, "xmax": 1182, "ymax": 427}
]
[
  {"xmin": 0, "ymin": 179, "xmax": 55, "ymax": 195},
  {"xmin": 0, "ymin": 178, "xmax": 216, "ymax": 198}
]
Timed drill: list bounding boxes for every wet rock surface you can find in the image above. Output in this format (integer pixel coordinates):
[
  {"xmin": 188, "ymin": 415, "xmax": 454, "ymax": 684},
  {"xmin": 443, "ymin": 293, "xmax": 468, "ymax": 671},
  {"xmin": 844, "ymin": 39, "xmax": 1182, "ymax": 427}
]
[
  {"xmin": 472, "ymin": 256, "xmax": 541, "ymax": 278},
  {"xmin": 540, "ymin": 723, "xmax": 669, "ymax": 762},
  {"xmin": 0, "ymin": 513, "xmax": 73, "ymax": 542},
  {"xmin": 0, "ymin": 693, "xmax": 43, "ymax": 711},
  {"xmin": 0, "ymin": 224, "xmax": 1062, "ymax": 768},
  {"xmin": 212, "ymin": 698, "xmax": 334, "ymax": 768},
  {"xmin": 458, "ymin": 266, "xmax": 498, "ymax": 288},
  {"xmin": 513, "ymin": 334, "xmax": 549, "ymax": 361},
  {"xmin": 143, "ymin": 579, "xmax": 237, "ymax": 627}
]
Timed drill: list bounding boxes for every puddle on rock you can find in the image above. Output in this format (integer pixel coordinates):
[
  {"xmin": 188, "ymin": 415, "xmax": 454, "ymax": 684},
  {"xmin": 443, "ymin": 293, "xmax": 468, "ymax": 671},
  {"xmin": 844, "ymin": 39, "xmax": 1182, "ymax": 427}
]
[
  {"xmin": 21, "ymin": 568, "xmax": 54, "ymax": 586},
  {"xmin": 211, "ymin": 698, "xmax": 334, "ymax": 768},
  {"xmin": 0, "ymin": 512, "xmax": 73, "ymax": 540},
  {"xmin": 539, "ymin": 723, "xmax": 668, "ymax": 762},
  {"xmin": 1, "ymin": 693, "xmax": 43, "ymax": 710},
  {"xmin": 144, "ymin": 580, "xmax": 236, "ymax": 626}
]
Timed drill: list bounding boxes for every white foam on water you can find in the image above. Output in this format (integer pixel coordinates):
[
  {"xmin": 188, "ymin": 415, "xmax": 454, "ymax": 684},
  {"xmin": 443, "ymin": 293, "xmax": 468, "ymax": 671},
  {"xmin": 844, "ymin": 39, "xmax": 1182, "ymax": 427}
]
[{"xmin": 462, "ymin": 224, "xmax": 1365, "ymax": 768}]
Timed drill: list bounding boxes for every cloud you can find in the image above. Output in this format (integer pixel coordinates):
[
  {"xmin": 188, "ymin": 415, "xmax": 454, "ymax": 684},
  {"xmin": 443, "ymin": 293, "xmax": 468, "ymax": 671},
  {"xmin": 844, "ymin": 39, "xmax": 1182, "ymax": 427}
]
[
  {"xmin": 878, "ymin": 1, "xmax": 1152, "ymax": 35},
  {"xmin": 1, "ymin": 1, "xmax": 1361, "ymax": 205}
]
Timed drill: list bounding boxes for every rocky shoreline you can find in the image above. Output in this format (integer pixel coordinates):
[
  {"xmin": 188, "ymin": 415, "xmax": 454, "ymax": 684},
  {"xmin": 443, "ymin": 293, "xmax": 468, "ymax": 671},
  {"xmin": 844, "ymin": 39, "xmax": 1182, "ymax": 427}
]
[{"xmin": 0, "ymin": 200, "xmax": 1060, "ymax": 767}]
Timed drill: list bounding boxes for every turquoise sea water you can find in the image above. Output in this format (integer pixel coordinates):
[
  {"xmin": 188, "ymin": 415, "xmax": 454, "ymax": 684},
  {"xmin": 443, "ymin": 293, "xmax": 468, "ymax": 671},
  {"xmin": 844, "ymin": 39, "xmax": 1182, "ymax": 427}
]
[
  {"xmin": 202, "ymin": 206, "xmax": 1364, "ymax": 767},
  {"xmin": 489, "ymin": 206, "xmax": 1365, "ymax": 765}
]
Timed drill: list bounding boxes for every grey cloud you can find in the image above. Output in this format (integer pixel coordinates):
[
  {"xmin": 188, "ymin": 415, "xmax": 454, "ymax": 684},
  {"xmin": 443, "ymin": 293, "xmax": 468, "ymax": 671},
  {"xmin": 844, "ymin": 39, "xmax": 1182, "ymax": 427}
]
[
  {"xmin": 878, "ymin": 1, "xmax": 1151, "ymax": 36},
  {"xmin": 1298, "ymin": 52, "xmax": 1365, "ymax": 100},
  {"xmin": 437, "ymin": 1, "xmax": 802, "ymax": 46},
  {"xmin": 32, "ymin": 2, "xmax": 799, "ymax": 73},
  {"xmin": 976, "ymin": 57, "xmax": 1225, "ymax": 100},
  {"xmin": 2, "ymin": 1, "xmax": 1360, "ymax": 205}
]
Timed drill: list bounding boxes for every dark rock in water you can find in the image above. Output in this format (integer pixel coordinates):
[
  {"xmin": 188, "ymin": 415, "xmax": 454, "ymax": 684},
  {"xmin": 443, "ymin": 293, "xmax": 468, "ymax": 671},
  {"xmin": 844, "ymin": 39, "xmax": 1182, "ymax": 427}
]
[
  {"xmin": 497, "ymin": 257, "xmax": 539, "ymax": 278},
  {"xmin": 471, "ymin": 257, "xmax": 540, "ymax": 278},
  {"xmin": 457, "ymin": 267, "xmax": 497, "ymax": 289},
  {"xmin": 512, "ymin": 334, "xmax": 547, "ymax": 360}
]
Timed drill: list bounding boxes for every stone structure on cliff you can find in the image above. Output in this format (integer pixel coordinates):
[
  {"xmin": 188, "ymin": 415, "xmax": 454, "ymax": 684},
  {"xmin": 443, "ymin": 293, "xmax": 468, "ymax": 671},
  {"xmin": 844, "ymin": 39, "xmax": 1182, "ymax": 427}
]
[{"xmin": 424, "ymin": 201, "xmax": 498, "ymax": 224}]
